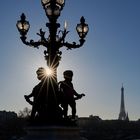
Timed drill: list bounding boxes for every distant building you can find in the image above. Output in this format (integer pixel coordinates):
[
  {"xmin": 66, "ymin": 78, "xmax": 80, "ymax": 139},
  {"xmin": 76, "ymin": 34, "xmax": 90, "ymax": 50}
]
[
  {"xmin": 118, "ymin": 85, "xmax": 129, "ymax": 120},
  {"xmin": 78, "ymin": 116, "xmax": 102, "ymax": 126},
  {"xmin": 0, "ymin": 110, "xmax": 17, "ymax": 121}
]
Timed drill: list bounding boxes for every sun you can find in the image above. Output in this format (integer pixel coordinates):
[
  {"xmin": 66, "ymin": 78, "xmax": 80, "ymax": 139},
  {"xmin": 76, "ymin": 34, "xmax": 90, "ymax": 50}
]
[{"xmin": 45, "ymin": 67, "xmax": 53, "ymax": 77}]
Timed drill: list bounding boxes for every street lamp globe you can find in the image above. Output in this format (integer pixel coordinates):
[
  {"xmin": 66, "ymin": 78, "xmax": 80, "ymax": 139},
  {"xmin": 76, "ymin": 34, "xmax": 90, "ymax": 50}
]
[
  {"xmin": 56, "ymin": 0, "xmax": 65, "ymax": 9},
  {"xmin": 76, "ymin": 16, "xmax": 89, "ymax": 39},
  {"xmin": 41, "ymin": 0, "xmax": 65, "ymax": 18},
  {"xmin": 16, "ymin": 13, "xmax": 30, "ymax": 36}
]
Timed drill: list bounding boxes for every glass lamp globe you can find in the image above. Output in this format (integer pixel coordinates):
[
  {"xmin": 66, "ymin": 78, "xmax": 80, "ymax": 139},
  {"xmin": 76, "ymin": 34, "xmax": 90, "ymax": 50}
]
[
  {"xmin": 76, "ymin": 16, "xmax": 89, "ymax": 39},
  {"xmin": 41, "ymin": 0, "xmax": 65, "ymax": 18},
  {"xmin": 16, "ymin": 13, "xmax": 30, "ymax": 35}
]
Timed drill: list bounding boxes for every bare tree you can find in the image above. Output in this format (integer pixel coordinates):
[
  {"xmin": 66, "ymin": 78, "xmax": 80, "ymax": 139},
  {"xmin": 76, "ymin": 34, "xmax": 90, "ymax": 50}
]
[{"xmin": 18, "ymin": 107, "xmax": 31, "ymax": 118}]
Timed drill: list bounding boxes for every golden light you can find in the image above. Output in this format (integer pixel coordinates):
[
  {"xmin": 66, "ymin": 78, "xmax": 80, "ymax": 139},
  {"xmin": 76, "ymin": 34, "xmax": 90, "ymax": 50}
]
[{"xmin": 45, "ymin": 67, "xmax": 53, "ymax": 77}]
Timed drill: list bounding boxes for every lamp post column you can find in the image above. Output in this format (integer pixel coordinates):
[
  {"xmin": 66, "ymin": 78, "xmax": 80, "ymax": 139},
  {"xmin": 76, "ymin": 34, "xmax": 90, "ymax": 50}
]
[{"xmin": 43, "ymin": 19, "xmax": 62, "ymax": 123}]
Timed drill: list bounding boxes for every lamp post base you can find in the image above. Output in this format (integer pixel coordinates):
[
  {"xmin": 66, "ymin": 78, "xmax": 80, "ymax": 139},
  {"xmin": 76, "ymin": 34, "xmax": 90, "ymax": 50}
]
[{"xmin": 23, "ymin": 126, "xmax": 87, "ymax": 140}]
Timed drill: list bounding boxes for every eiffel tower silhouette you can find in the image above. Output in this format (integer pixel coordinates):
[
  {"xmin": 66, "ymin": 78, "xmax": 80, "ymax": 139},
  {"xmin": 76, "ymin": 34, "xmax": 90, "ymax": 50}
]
[{"xmin": 118, "ymin": 84, "xmax": 129, "ymax": 120}]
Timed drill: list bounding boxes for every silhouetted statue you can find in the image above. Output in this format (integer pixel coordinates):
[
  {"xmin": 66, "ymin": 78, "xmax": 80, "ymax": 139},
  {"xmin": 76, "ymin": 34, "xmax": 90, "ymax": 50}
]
[
  {"xmin": 24, "ymin": 67, "xmax": 49, "ymax": 121},
  {"xmin": 24, "ymin": 68, "xmax": 84, "ymax": 124},
  {"xmin": 58, "ymin": 70, "xmax": 85, "ymax": 120},
  {"xmin": 24, "ymin": 67, "xmax": 63, "ymax": 124}
]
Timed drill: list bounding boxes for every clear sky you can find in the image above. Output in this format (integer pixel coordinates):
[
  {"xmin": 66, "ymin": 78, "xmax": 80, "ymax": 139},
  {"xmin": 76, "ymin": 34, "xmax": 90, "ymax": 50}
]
[{"xmin": 0, "ymin": 0, "xmax": 140, "ymax": 120}]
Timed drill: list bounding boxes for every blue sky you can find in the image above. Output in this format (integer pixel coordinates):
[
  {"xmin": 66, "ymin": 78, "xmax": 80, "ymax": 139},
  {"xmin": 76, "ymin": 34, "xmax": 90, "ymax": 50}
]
[{"xmin": 0, "ymin": 0, "xmax": 140, "ymax": 120}]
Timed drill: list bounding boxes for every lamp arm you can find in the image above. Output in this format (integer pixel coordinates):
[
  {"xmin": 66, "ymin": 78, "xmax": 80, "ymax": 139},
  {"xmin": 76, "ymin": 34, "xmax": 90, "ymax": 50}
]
[
  {"xmin": 20, "ymin": 29, "xmax": 49, "ymax": 49},
  {"xmin": 20, "ymin": 36, "xmax": 44, "ymax": 48},
  {"xmin": 63, "ymin": 38, "xmax": 85, "ymax": 50}
]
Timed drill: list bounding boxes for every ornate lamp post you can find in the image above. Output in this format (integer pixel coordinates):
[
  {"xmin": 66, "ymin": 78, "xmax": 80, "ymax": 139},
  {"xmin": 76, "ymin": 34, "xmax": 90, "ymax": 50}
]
[{"xmin": 16, "ymin": 0, "xmax": 88, "ymax": 123}]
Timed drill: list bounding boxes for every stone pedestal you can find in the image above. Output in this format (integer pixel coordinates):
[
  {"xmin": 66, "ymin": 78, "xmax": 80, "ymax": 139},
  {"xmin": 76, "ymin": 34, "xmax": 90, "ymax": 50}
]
[{"xmin": 23, "ymin": 126, "xmax": 87, "ymax": 140}]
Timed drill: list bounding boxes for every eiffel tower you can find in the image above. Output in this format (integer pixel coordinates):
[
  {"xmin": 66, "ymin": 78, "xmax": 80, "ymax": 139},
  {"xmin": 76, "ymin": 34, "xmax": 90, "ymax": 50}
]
[{"xmin": 118, "ymin": 84, "xmax": 128, "ymax": 120}]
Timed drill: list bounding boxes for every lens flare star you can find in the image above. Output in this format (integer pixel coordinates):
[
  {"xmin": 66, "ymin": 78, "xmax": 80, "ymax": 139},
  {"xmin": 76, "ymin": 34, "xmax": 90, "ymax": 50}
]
[{"xmin": 45, "ymin": 68, "xmax": 53, "ymax": 77}]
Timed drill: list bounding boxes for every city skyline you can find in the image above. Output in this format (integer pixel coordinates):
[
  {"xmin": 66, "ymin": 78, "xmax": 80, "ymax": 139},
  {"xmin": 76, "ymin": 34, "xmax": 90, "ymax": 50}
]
[{"xmin": 0, "ymin": 0, "xmax": 140, "ymax": 120}]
